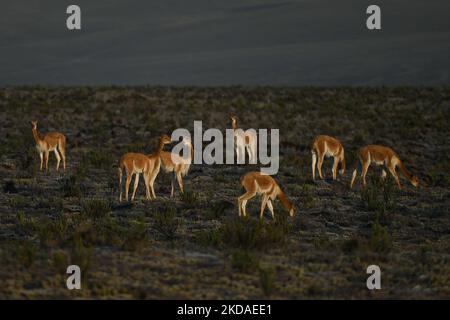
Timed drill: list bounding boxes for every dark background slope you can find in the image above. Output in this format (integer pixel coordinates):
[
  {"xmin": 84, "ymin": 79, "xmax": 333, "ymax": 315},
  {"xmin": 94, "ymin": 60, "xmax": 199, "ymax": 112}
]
[{"xmin": 1, "ymin": 0, "xmax": 449, "ymax": 85}]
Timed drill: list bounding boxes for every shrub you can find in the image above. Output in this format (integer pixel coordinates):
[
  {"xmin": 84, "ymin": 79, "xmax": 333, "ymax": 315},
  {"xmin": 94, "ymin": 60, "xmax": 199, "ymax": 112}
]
[
  {"xmin": 38, "ymin": 215, "xmax": 68, "ymax": 248},
  {"xmin": 181, "ymin": 189, "xmax": 199, "ymax": 206},
  {"xmin": 8, "ymin": 195, "xmax": 27, "ymax": 210},
  {"xmin": 82, "ymin": 150, "xmax": 114, "ymax": 169},
  {"xmin": 121, "ymin": 220, "xmax": 148, "ymax": 251},
  {"xmin": 52, "ymin": 250, "xmax": 70, "ymax": 274},
  {"xmin": 370, "ymin": 219, "xmax": 392, "ymax": 253},
  {"xmin": 231, "ymin": 250, "xmax": 259, "ymax": 273},
  {"xmin": 60, "ymin": 174, "xmax": 84, "ymax": 197},
  {"xmin": 81, "ymin": 198, "xmax": 111, "ymax": 221},
  {"xmin": 220, "ymin": 216, "xmax": 289, "ymax": 250},
  {"xmin": 16, "ymin": 211, "xmax": 38, "ymax": 234},
  {"xmin": 3, "ymin": 180, "xmax": 18, "ymax": 194},
  {"xmin": 153, "ymin": 206, "xmax": 180, "ymax": 241},
  {"xmin": 16, "ymin": 241, "xmax": 37, "ymax": 268},
  {"xmin": 259, "ymin": 266, "xmax": 275, "ymax": 297},
  {"xmin": 302, "ymin": 184, "xmax": 315, "ymax": 208},
  {"xmin": 341, "ymin": 237, "xmax": 360, "ymax": 254},
  {"xmin": 195, "ymin": 229, "xmax": 221, "ymax": 247},
  {"xmin": 70, "ymin": 234, "xmax": 93, "ymax": 279},
  {"xmin": 360, "ymin": 175, "xmax": 396, "ymax": 217}
]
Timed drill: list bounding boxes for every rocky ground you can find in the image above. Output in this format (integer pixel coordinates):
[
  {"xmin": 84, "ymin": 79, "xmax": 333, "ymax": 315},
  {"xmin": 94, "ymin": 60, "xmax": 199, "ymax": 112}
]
[{"xmin": 0, "ymin": 86, "xmax": 449, "ymax": 299}]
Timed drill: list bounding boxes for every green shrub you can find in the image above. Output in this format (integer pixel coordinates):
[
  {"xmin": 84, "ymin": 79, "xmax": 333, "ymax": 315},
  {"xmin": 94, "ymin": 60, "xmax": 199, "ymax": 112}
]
[
  {"xmin": 153, "ymin": 206, "xmax": 180, "ymax": 241},
  {"xmin": 60, "ymin": 174, "xmax": 84, "ymax": 197},
  {"xmin": 81, "ymin": 198, "xmax": 111, "ymax": 221},
  {"xmin": 82, "ymin": 150, "xmax": 114, "ymax": 169},
  {"xmin": 52, "ymin": 250, "xmax": 70, "ymax": 274},
  {"xmin": 360, "ymin": 175, "xmax": 396, "ymax": 217},
  {"xmin": 70, "ymin": 234, "xmax": 93, "ymax": 278},
  {"xmin": 16, "ymin": 241, "xmax": 37, "ymax": 268},
  {"xmin": 370, "ymin": 219, "xmax": 392, "ymax": 253},
  {"xmin": 231, "ymin": 250, "xmax": 259, "ymax": 273},
  {"xmin": 195, "ymin": 229, "xmax": 221, "ymax": 247},
  {"xmin": 38, "ymin": 215, "xmax": 68, "ymax": 248},
  {"xmin": 16, "ymin": 211, "xmax": 38, "ymax": 234},
  {"xmin": 259, "ymin": 266, "xmax": 275, "ymax": 297},
  {"xmin": 3, "ymin": 180, "xmax": 18, "ymax": 194},
  {"xmin": 220, "ymin": 216, "xmax": 289, "ymax": 250},
  {"xmin": 121, "ymin": 220, "xmax": 148, "ymax": 251},
  {"xmin": 341, "ymin": 238, "xmax": 360, "ymax": 254},
  {"xmin": 181, "ymin": 189, "xmax": 199, "ymax": 206}
]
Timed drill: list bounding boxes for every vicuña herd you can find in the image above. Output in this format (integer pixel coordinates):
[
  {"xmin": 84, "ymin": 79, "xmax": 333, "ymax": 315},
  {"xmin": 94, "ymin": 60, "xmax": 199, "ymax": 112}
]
[{"xmin": 30, "ymin": 113, "xmax": 419, "ymax": 220}]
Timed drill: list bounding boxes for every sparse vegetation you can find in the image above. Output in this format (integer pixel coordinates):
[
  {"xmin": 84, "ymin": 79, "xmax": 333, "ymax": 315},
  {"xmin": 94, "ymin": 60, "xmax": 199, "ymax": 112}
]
[
  {"xmin": 81, "ymin": 198, "xmax": 111, "ymax": 221},
  {"xmin": 152, "ymin": 206, "xmax": 180, "ymax": 241},
  {"xmin": 0, "ymin": 87, "xmax": 449, "ymax": 299}
]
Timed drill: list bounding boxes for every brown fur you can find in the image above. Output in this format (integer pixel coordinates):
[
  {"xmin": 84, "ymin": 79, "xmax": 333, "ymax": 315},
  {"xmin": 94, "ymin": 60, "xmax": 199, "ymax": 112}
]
[
  {"xmin": 160, "ymin": 138, "xmax": 193, "ymax": 197},
  {"xmin": 311, "ymin": 135, "xmax": 345, "ymax": 180},
  {"xmin": 229, "ymin": 113, "xmax": 257, "ymax": 163},
  {"xmin": 238, "ymin": 171, "xmax": 295, "ymax": 220},
  {"xmin": 118, "ymin": 135, "xmax": 171, "ymax": 202},
  {"xmin": 31, "ymin": 120, "xmax": 67, "ymax": 172},
  {"xmin": 350, "ymin": 145, "xmax": 419, "ymax": 189}
]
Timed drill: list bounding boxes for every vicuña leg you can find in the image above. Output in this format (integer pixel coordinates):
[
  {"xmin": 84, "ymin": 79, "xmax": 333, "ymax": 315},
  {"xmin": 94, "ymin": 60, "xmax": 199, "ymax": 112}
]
[
  {"xmin": 59, "ymin": 147, "xmax": 66, "ymax": 171},
  {"xmin": 44, "ymin": 151, "xmax": 50, "ymax": 172},
  {"xmin": 259, "ymin": 194, "xmax": 269, "ymax": 219},
  {"xmin": 131, "ymin": 173, "xmax": 140, "ymax": 201},
  {"xmin": 125, "ymin": 173, "xmax": 132, "ymax": 201},
  {"xmin": 332, "ymin": 156, "xmax": 339, "ymax": 180},
  {"xmin": 317, "ymin": 153, "xmax": 325, "ymax": 179},
  {"xmin": 238, "ymin": 190, "xmax": 256, "ymax": 217},
  {"xmin": 54, "ymin": 150, "xmax": 61, "ymax": 171},
  {"xmin": 361, "ymin": 162, "xmax": 370, "ymax": 187},
  {"xmin": 176, "ymin": 170, "xmax": 184, "ymax": 194},
  {"xmin": 267, "ymin": 200, "xmax": 275, "ymax": 220},
  {"xmin": 39, "ymin": 152, "xmax": 44, "ymax": 171},
  {"xmin": 311, "ymin": 152, "xmax": 317, "ymax": 180},
  {"xmin": 388, "ymin": 165, "xmax": 401, "ymax": 189}
]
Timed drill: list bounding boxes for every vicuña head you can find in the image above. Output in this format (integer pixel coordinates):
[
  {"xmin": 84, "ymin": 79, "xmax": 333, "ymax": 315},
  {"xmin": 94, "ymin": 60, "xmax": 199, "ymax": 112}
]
[
  {"xmin": 238, "ymin": 171, "xmax": 295, "ymax": 220},
  {"xmin": 30, "ymin": 120, "xmax": 38, "ymax": 130},
  {"xmin": 410, "ymin": 175, "xmax": 420, "ymax": 188},
  {"xmin": 350, "ymin": 144, "xmax": 419, "ymax": 189},
  {"xmin": 159, "ymin": 134, "xmax": 172, "ymax": 145},
  {"xmin": 229, "ymin": 113, "xmax": 238, "ymax": 129}
]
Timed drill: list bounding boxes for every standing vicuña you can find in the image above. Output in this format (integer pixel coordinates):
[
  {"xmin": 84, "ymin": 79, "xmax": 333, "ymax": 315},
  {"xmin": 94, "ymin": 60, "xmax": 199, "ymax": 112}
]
[
  {"xmin": 350, "ymin": 145, "xmax": 419, "ymax": 189},
  {"xmin": 31, "ymin": 120, "xmax": 67, "ymax": 172},
  {"xmin": 229, "ymin": 113, "xmax": 257, "ymax": 164},
  {"xmin": 118, "ymin": 135, "xmax": 171, "ymax": 202},
  {"xmin": 160, "ymin": 137, "xmax": 193, "ymax": 197},
  {"xmin": 311, "ymin": 135, "xmax": 345, "ymax": 181},
  {"xmin": 238, "ymin": 171, "xmax": 295, "ymax": 220}
]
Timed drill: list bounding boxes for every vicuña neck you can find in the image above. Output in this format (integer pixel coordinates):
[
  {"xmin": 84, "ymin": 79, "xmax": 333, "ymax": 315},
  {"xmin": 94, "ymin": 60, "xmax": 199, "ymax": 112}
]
[
  {"xmin": 32, "ymin": 127, "xmax": 42, "ymax": 144},
  {"xmin": 156, "ymin": 140, "xmax": 166, "ymax": 154},
  {"xmin": 278, "ymin": 190, "xmax": 293, "ymax": 212},
  {"xmin": 398, "ymin": 160, "xmax": 412, "ymax": 180}
]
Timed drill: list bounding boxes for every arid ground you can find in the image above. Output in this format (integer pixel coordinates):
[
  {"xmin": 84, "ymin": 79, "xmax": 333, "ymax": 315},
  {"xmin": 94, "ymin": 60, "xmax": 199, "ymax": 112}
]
[{"xmin": 0, "ymin": 87, "xmax": 449, "ymax": 299}]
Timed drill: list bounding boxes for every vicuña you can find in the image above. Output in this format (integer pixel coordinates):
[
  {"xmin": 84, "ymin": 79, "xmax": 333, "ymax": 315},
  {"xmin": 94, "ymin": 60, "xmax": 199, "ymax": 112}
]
[
  {"xmin": 311, "ymin": 135, "xmax": 345, "ymax": 180},
  {"xmin": 238, "ymin": 171, "xmax": 295, "ymax": 220},
  {"xmin": 350, "ymin": 145, "xmax": 419, "ymax": 189},
  {"xmin": 118, "ymin": 135, "xmax": 171, "ymax": 202},
  {"xmin": 31, "ymin": 120, "xmax": 67, "ymax": 172}
]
